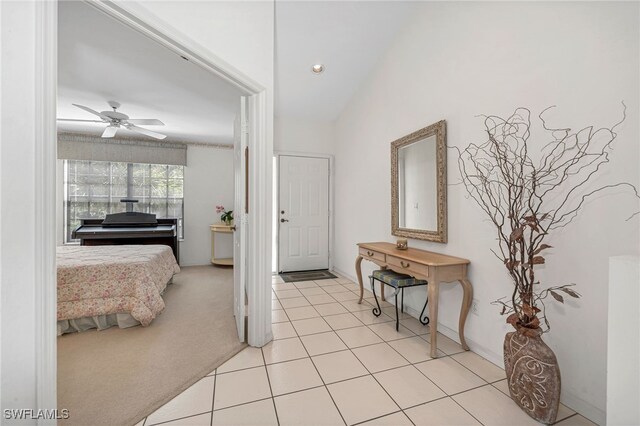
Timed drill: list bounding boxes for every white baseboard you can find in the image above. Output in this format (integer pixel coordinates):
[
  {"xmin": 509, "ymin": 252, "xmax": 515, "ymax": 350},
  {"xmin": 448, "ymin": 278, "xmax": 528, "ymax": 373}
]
[
  {"xmin": 561, "ymin": 395, "xmax": 605, "ymax": 425},
  {"xmin": 178, "ymin": 262, "xmax": 215, "ymax": 267},
  {"xmin": 332, "ymin": 266, "xmax": 604, "ymax": 424},
  {"xmin": 332, "ymin": 266, "xmax": 357, "ymax": 283}
]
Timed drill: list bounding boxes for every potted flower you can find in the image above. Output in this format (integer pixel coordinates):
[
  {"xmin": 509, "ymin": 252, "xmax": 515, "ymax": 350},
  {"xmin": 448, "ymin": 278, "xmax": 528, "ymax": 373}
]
[
  {"xmin": 456, "ymin": 105, "xmax": 637, "ymax": 424},
  {"xmin": 216, "ymin": 205, "xmax": 233, "ymax": 226}
]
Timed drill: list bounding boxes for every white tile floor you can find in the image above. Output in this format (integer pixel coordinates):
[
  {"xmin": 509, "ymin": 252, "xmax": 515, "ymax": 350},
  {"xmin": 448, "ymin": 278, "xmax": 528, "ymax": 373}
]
[{"xmin": 140, "ymin": 273, "xmax": 596, "ymax": 426}]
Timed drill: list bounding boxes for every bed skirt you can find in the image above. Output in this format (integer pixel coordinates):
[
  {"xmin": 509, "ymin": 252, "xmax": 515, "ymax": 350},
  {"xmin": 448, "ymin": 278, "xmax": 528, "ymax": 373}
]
[
  {"xmin": 57, "ymin": 277, "xmax": 174, "ymax": 336},
  {"xmin": 57, "ymin": 313, "xmax": 141, "ymax": 336}
]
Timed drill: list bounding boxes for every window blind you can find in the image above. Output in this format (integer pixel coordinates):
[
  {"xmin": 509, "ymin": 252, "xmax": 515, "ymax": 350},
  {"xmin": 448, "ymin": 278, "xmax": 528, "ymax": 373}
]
[
  {"xmin": 57, "ymin": 132, "xmax": 187, "ymax": 166},
  {"xmin": 63, "ymin": 160, "xmax": 184, "ymax": 243}
]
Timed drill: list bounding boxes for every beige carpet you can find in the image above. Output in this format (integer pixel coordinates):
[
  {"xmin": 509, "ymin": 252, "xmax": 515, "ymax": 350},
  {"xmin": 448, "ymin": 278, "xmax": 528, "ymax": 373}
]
[{"xmin": 57, "ymin": 265, "xmax": 246, "ymax": 426}]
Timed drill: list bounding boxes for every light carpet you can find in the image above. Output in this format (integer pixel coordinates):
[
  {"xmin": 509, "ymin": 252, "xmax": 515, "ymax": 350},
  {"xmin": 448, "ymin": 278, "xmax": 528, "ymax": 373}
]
[{"xmin": 58, "ymin": 265, "xmax": 245, "ymax": 426}]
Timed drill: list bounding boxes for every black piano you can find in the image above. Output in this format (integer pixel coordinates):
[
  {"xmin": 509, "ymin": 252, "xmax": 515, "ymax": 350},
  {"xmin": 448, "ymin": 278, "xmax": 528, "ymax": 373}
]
[{"xmin": 72, "ymin": 199, "xmax": 179, "ymax": 263}]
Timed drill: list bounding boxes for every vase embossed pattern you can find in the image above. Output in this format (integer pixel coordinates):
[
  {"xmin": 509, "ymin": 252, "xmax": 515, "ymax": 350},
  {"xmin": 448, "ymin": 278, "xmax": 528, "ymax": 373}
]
[{"xmin": 503, "ymin": 327, "xmax": 561, "ymax": 424}]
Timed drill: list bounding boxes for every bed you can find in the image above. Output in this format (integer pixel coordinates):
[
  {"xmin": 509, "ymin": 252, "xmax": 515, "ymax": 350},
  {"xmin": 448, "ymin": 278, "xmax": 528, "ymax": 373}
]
[{"xmin": 57, "ymin": 244, "xmax": 180, "ymax": 335}]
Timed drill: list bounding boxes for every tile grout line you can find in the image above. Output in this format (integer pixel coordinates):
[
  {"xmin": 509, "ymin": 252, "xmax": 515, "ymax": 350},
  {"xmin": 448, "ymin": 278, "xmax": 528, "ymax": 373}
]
[
  {"xmin": 276, "ymin": 276, "xmax": 415, "ymax": 424},
  {"xmin": 209, "ymin": 372, "xmax": 216, "ymax": 426},
  {"xmin": 260, "ymin": 345, "xmax": 281, "ymax": 426},
  {"xmin": 147, "ymin": 410, "xmax": 213, "ymax": 426},
  {"xmin": 296, "ymin": 278, "xmax": 488, "ymax": 426},
  {"xmin": 356, "ymin": 282, "xmax": 488, "ymax": 426},
  {"xmin": 154, "ymin": 276, "xmax": 495, "ymax": 426},
  {"xmin": 349, "ymin": 409, "xmax": 408, "ymax": 426},
  {"xmin": 273, "ymin": 278, "xmax": 519, "ymax": 426},
  {"xmin": 210, "ymin": 396, "xmax": 274, "ymax": 415},
  {"xmin": 327, "ymin": 318, "xmax": 407, "ymax": 425},
  {"xmin": 554, "ymin": 412, "xmax": 580, "ymax": 425},
  {"xmin": 335, "ymin": 336, "xmax": 420, "ymax": 426},
  {"xmin": 450, "ymin": 394, "xmax": 487, "ymax": 426},
  {"xmin": 286, "ymin": 301, "xmax": 350, "ymax": 426},
  {"xmin": 276, "ymin": 278, "xmax": 451, "ymax": 425},
  {"xmin": 448, "ymin": 351, "xmax": 506, "ymax": 384}
]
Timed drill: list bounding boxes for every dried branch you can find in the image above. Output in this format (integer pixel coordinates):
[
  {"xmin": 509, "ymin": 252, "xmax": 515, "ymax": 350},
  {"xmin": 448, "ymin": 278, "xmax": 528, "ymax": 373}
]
[{"xmin": 458, "ymin": 104, "xmax": 638, "ymax": 333}]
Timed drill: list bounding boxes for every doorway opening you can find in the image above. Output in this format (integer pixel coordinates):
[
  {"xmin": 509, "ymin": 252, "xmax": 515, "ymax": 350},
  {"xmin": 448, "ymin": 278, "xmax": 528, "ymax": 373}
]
[{"xmin": 40, "ymin": 0, "xmax": 272, "ymax": 424}]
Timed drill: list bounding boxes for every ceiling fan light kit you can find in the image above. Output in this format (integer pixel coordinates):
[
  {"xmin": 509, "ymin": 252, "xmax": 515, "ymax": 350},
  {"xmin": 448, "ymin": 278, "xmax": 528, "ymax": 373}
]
[{"xmin": 58, "ymin": 101, "xmax": 167, "ymax": 140}]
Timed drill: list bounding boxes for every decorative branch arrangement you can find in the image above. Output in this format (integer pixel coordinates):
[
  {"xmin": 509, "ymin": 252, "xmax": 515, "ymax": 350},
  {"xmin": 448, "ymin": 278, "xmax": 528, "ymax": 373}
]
[{"xmin": 455, "ymin": 104, "xmax": 638, "ymax": 335}]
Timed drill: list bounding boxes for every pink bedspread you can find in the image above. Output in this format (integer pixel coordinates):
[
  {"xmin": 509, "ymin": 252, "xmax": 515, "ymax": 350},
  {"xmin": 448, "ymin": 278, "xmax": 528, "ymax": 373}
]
[{"xmin": 57, "ymin": 245, "xmax": 180, "ymax": 326}]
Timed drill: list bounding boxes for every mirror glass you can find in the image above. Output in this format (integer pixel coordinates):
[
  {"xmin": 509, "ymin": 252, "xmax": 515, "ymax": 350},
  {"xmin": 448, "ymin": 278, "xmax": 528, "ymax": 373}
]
[
  {"xmin": 397, "ymin": 135, "xmax": 437, "ymax": 230},
  {"xmin": 391, "ymin": 120, "xmax": 447, "ymax": 243}
]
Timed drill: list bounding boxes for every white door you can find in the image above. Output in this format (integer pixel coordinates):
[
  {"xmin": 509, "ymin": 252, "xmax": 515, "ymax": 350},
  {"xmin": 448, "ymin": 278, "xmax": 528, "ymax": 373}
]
[
  {"xmin": 233, "ymin": 97, "xmax": 248, "ymax": 342},
  {"xmin": 278, "ymin": 155, "xmax": 330, "ymax": 272}
]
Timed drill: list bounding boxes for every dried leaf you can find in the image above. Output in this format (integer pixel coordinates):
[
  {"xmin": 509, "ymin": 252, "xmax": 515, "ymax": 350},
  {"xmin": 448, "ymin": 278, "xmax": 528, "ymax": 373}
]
[
  {"xmin": 521, "ymin": 303, "xmax": 540, "ymax": 316},
  {"xmin": 525, "ymin": 316, "xmax": 541, "ymax": 329},
  {"xmin": 510, "ymin": 227, "xmax": 524, "ymax": 242},
  {"xmin": 523, "ymin": 215, "xmax": 537, "ymax": 223},
  {"xmin": 549, "ymin": 290, "xmax": 564, "ymax": 303},
  {"xmin": 506, "ymin": 313, "xmax": 519, "ymax": 326},
  {"xmin": 560, "ymin": 287, "xmax": 580, "ymax": 298},
  {"xmin": 532, "ymin": 256, "xmax": 545, "ymax": 265},
  {"xmin": 500, "ymin": 305, "xmax": 506, "ymax": 315},
  {"xmin": 504, "ymin": 259, "xmax": 521, "ymax": 271},
  {"xmin": 533, "ymin": 244, "xmax": 553, "ymax": 255}
]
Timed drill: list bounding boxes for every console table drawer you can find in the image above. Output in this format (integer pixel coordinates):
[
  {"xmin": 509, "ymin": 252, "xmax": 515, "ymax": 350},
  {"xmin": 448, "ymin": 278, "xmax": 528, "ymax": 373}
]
[
  {"xmin": 387, "ymin": 255, "xmax": 429, "ymax": 278},
  {"xmin": 359, "ymin": 247, "xmax": 385, "ymax": 262}
]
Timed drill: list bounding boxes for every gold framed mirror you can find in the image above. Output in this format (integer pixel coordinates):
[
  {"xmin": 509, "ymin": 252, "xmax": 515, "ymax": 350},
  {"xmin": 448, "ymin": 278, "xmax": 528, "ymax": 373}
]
[{"xmin": 391, "ymin": 120, "xmax": 447, "ymax": 243}]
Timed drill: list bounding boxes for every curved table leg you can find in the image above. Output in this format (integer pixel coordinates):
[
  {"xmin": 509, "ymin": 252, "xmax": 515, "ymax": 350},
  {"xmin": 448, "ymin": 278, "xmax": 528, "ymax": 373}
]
[
  {"xmin": 458, "ymin": 278, "xmax": 473, "ymax": 351},
  {"xmin": 355, "ymin": 255, "xmax": 364, "ymax": 304},
  {"xmin": 428, "ymin": 278, "xmax": 440, "ymax": 358}
]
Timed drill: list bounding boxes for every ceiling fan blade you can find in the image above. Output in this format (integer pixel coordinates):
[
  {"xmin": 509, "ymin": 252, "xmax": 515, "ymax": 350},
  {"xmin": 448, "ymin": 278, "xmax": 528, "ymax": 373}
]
[
  {"xmin": 57, "ymin": 118, "xmax": 104, "ymax": 123},
  {"xmin": 126, "ymin": 124, "xmax": 167, "ymax": 140},
  {"xmin": 102, "ymin": 126, "xmax": 118, "ymax": 138},
  {"xmin": 72, "ymin": 103, "xmax": 111, "ymax": 121},
  {"xmin": 126, "ymin": 119, "xmax": 165, "ymax": 126}
]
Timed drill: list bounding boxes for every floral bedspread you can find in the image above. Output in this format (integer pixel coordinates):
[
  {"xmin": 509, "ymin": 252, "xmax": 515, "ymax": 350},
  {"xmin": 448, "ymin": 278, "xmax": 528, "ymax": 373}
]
[{"xmin": 57, "ymin": 245, "xmax": 180, "ymax": 326}]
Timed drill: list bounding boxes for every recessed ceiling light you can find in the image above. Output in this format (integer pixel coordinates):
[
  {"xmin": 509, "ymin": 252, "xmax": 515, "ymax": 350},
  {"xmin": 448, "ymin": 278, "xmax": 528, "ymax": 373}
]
[{"xmin": 311, "ymin": 64, "xmax": 325, "ymax": 74}]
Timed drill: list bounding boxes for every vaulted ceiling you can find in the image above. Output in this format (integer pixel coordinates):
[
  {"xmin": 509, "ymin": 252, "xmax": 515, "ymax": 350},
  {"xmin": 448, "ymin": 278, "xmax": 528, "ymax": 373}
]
[
  {"xmin": 59, "ymin": 1, "xmax": 415, "ymax": 141},
  {"xmin": 275, "ymin": 1, "xmax": 415, "ymax": 121}
]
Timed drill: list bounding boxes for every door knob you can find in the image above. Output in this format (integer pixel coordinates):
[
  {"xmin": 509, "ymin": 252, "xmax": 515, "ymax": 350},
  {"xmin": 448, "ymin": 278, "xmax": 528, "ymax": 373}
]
[{"xmin": 280, "ymin": 218, "xmax": 289, "ymax": 223}]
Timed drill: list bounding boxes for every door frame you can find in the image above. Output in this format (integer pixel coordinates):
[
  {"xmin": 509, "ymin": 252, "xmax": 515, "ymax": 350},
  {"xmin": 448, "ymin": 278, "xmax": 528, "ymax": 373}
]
[
  {"xmin": 274, "ymin": 151, "xmax": 334, "ymax": 274},
  {"xmin": 33, "ymin": 0, "xmax": 273, "ymax": 416}
]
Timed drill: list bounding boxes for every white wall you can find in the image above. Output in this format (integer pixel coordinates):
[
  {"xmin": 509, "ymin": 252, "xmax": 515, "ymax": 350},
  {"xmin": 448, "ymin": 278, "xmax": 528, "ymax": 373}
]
[
  {"xmin": 133, "ymin": 1, "xmax": 273, "ymax": 94},
  {"xmin": 607, "ymin": 256, "xmax": 640, "ymax": 425},
  {"xmin": 1, "ymin": 0, "xmax": 40, "ymax": 415},
  {"xmin": 275, "ymin": 116, "xmax": 335, "ymax": 155},
  {"xmin": 181, "ymin": 146, "xmax": 234, "ymax": 266},
  {"xmin": 332, "ymin": 3, "xmax": 639, "ymax": 424}
]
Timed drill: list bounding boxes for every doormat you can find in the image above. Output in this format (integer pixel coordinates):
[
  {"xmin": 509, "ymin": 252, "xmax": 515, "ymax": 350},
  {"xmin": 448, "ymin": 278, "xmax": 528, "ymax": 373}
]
[{"xmin": 279, "ymin": 270, "xmax": 338, "ymax": 283}]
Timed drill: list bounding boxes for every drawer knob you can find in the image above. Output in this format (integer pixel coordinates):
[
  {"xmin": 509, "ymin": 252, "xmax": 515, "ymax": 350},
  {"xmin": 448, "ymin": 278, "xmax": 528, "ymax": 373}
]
[
  {"xmin": 400, "ymin": 261, "xmax": 410, "ymax": 268},
  {"xmin": 366, "ymin": 251, "xmax": 374, "ymax": 257}
]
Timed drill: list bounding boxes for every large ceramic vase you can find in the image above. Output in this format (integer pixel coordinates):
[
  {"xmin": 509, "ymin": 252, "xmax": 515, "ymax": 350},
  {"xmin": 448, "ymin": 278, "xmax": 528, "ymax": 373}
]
[{"xmin": 503, "ymin": 326, "xmax": 561, "ymax": 424}]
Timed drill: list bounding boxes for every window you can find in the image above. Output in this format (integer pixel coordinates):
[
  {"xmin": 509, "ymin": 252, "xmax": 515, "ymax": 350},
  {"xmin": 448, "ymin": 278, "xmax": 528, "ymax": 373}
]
[{"xmin": 63, "ymin": 160, "xmax": 184, "ymax": 243}]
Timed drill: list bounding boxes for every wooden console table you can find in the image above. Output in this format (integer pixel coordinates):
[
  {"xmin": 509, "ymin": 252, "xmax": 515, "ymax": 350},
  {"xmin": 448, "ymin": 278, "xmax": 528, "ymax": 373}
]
[{"xmin": 355, "ymin": 242, "xmax": 473, "ymax": 358}]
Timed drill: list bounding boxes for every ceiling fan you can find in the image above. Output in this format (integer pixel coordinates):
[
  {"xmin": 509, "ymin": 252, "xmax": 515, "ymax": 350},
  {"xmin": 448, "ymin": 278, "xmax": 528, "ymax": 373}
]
[{"xmin": 57, "ymin": 101, "xmax": 167, "ymax": 140}]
